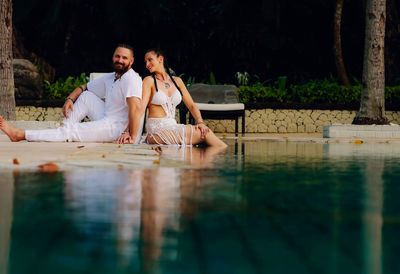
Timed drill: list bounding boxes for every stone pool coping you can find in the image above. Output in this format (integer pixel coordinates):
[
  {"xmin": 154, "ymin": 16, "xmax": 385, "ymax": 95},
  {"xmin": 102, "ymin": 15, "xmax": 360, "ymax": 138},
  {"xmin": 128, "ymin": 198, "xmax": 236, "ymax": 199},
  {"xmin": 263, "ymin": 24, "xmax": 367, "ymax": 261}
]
[
  {"xmin": 2, "ymin": 121, "xmax": 400, "ymax": 170},
  {"xmin": 0, "ymin": 141, "xmax": 161, "ymax": 171}
]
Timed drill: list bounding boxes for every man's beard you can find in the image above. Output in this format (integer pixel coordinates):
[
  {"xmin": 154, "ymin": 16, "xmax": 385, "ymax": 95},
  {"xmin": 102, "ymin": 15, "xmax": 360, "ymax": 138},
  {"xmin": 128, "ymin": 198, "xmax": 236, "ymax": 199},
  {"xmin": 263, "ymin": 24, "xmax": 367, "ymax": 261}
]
[{"xmin": 113, "ymin": 62, "xmax": 130, "ymax": 74}]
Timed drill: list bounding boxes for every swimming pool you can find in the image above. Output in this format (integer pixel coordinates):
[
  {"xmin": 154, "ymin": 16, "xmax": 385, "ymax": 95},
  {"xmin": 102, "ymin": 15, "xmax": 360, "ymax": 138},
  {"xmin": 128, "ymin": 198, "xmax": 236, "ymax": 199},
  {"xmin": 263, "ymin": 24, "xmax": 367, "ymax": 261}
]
[{"xmin": 1, "ymin": 140, "xmax": 400, "ymax": 274}]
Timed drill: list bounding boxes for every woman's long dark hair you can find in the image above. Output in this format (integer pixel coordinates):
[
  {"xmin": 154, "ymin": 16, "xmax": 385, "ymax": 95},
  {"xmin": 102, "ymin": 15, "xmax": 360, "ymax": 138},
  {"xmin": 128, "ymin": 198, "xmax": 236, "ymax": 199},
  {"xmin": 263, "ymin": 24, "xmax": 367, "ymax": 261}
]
[{"xmin": 145, "ymin": 48, "xmax": 182, "ymax": 95}]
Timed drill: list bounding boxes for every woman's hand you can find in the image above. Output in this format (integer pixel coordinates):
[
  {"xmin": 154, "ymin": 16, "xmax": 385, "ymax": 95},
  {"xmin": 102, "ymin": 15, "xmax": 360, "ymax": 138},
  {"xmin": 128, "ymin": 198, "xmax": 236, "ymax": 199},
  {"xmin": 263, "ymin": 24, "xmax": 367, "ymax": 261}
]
[
  {"xmin": 62, "ymin": 99, "xmax": 74, "ymax": 118},
  {"xmin": 196, "ymin": 123, "xmax": 210, "ymax": 139},
  {"xmin": 116, "ymin": 132, "xmax": 133, "ymax": 144}
]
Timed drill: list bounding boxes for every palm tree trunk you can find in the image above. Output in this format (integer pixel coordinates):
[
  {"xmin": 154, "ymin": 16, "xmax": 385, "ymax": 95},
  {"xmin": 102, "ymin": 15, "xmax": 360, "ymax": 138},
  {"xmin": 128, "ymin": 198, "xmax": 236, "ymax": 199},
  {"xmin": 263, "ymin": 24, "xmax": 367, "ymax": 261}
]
[
  {"xmin": 353, "ymin": 0, "xmax": 388, "ymax": 125},
  {"xmin": 333, "ymin": 0, "xmax": 351, "ymax": 86},
  {"xmin": 0, "ymin": 0, "xmax": 16, "ymax": 119}
]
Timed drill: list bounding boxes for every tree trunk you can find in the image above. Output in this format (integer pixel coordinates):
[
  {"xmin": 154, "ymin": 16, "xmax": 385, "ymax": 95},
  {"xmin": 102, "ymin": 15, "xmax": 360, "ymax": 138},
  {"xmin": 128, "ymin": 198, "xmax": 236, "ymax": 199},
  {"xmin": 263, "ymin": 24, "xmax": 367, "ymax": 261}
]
[
  {"xmin": 333, "ymin": 0, "xmax": 351, "ymax": 86},
  {"xmin": 353, "ymin": 0, "xmax": 388, "ymax": 125},
  {"xmin": 0, "ymin": 0, "xmax": 16, "ymax": 120}
]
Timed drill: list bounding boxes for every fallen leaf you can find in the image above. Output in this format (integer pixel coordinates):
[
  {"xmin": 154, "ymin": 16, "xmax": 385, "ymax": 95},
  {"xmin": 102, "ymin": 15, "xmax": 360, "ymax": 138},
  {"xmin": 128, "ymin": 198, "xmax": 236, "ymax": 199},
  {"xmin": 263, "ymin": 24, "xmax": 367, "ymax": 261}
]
[
  {"xmin": 38, "ymin": 162, "xmax": 59, "ymax": 173},
  {"xmin": 13, "ymin": 158, "xmax": 20, "ymax": 165},
  {"xmin": 153, "ymin": 159, "xmax": 160, "ymax": 164},
  {"xmin": 153, "ymin": 147, "xmax": 162, "ymax": 155},
  {"xmin": 354, "ymin": 139, "xmax": 363, "ymax": 144}
]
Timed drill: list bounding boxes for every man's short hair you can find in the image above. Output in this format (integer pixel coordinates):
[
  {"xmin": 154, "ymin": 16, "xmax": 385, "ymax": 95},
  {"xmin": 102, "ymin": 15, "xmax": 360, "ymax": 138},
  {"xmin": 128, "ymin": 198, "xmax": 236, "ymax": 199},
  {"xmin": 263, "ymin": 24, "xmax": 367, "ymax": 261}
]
[{"xmin": 116, "ymin": 44, "xmax": 134, "ymax": 57}]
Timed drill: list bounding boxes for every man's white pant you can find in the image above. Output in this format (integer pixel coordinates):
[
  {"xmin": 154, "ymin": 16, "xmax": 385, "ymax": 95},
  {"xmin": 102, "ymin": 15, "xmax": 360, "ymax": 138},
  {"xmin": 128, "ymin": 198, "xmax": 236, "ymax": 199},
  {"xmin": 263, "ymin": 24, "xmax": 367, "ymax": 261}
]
[{"xmin": 25, "ymin": 91, "xmax": 126, "ymax": 142}]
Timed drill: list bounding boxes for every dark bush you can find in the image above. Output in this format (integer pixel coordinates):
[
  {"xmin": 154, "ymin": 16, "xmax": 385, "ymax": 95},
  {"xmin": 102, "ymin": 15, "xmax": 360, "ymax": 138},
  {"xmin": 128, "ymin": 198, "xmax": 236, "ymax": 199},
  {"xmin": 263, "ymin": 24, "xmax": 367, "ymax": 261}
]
[{"xmin": 238, "ymin": 78, "xmax": 400, "ymax": 107}]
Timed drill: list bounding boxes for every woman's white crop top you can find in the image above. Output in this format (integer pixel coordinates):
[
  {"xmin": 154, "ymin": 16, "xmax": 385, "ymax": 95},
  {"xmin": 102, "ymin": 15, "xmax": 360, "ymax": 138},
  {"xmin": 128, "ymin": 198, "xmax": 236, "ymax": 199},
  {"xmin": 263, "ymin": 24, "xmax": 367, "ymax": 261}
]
[{"xmin": 150, "ymin": 89, "xmax": 182, "ymax": 118}]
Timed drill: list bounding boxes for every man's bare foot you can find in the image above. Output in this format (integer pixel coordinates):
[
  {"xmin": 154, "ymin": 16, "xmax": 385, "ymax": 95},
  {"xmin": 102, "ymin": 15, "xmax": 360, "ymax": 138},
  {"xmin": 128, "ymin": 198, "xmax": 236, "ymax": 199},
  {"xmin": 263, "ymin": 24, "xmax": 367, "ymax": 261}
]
[{"xmin": 0, "ymin": 116, "xmax": 26, "ymax": 142}]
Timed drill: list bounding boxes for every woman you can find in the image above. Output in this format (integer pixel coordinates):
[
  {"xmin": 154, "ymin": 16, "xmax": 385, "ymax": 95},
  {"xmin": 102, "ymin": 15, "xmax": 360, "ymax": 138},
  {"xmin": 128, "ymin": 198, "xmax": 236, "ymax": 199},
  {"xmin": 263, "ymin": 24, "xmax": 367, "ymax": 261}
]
[{"xmin": 135, "ymin": 48, "xmax": 227, "ymax": 147}]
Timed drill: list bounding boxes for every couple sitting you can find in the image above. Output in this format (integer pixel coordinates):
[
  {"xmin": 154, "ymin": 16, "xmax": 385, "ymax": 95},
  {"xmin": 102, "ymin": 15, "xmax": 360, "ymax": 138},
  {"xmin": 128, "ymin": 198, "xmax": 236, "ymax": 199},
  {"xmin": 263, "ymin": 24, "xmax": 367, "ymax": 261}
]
[{"xmin": 0, "ymin": 44, "xmax": 227, "ymax": 148}]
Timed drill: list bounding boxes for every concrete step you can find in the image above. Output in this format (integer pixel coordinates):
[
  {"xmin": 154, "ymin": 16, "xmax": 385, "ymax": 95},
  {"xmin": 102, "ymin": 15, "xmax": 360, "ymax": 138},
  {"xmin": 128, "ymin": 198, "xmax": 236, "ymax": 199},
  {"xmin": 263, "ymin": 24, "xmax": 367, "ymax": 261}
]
[{"xmin": 323, "ymin": 124, "xmax": 400, "ymax": 138}]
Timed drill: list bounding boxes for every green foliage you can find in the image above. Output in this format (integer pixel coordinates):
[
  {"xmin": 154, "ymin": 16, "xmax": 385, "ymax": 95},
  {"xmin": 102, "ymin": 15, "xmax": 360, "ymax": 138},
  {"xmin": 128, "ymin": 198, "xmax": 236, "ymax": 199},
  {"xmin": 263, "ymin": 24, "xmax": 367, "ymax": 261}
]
[
  {"xmin": 238, "ymin": 76, "xmax": 289, "ymax": 103},
  {"xmin": 235, "ymin": 71, "xmax": 250, "ymax": 86},
  {"xmin": 385, "ymin": 86, "xmax": 400, "ymax": 105},
  {"xmin": 43, "ymin": 73, "xmax": 89, "ymax": 99},
  {"xmin": 276, "ymin": 76, "xmax": 287, "ymax": 92},
  {"xmin": 238, "ymin": 77, "xmax": 400, "ymax": 106},
  {"xmin": 208, "ymin": 72, "xmax": 217, "ymax": 85},
  {"xmin": 289, "ymin": 79, "xmax": 361, "ymax": 104},
  {"xmin": 238, "ymin": 83, "xmax": 287, "ymax": 103},
  {"xmin": 179, "ymin": 73, "xmax": 196, "ymax": 87},
  {"xmin": 185, "ymin": 76, "xmax": 196, "ymax": 87}
]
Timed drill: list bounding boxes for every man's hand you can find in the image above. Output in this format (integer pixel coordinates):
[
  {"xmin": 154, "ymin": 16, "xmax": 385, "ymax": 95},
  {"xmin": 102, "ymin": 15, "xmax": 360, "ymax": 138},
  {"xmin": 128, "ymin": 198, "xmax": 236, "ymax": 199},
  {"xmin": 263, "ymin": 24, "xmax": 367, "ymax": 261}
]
[
  {"xmin": 62, "ymin": 99, "xmax": 74, "ymax": 118},
  {"xmin": 116, "ymin": 132, "xmax": 133, "ymax": 144},
  {"xmin": 196, "ymin": 123, "xmax": 210, "ymax": 139}
]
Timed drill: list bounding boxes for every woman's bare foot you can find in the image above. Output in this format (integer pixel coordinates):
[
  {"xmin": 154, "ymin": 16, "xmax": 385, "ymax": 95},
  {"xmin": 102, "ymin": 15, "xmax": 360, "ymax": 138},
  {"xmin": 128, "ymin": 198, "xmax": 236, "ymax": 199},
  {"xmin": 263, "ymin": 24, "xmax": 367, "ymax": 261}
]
[{"xmin": 0, "ymin": 116, "xmax": 26, "ymax": 142}]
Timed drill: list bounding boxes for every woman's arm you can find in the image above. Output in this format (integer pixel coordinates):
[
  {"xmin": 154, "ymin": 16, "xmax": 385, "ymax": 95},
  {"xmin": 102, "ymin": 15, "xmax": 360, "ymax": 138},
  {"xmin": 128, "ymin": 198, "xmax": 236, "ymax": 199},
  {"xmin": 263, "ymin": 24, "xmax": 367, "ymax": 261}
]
[
  {"xmin": 177, "ymin": 77, "xmax": 203, "ymax": 124},
  {"xmin": 176, "ymin": 77, "xmax": 209, "ymax": 138}
]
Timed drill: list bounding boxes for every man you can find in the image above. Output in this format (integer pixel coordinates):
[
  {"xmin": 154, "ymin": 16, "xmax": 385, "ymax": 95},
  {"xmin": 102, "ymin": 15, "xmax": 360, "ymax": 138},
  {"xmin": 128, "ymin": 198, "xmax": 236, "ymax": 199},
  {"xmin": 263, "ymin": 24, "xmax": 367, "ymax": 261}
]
[{"xmin": 0, "ymin": 44, "xmax": 143, "ymax": 144}]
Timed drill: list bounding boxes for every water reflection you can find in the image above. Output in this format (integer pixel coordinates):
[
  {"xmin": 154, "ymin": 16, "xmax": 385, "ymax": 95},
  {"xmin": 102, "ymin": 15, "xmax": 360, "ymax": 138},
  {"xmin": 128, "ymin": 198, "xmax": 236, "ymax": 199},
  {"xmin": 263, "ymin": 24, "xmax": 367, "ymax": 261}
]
[
  {"xmin": 0, "ymin": 171, "xmax": 13, "ymax": 274},
  {"xmin": 62, "ymin": 145, "xmax": 226, "ymax": 273},
  {"xmin": 325, "ymin": 142, "xmax": 393, "ymax": 274},
  {"xmin": 363, "ymin": 159, "xmax": 384, "ymax": 274},
  {"xmin": 3, "ymin": 141, "xmax": 400, "ymax": 274},
  {"xmin": 242, "ymin": 140, "xmax": 326, "ymax": 164}
]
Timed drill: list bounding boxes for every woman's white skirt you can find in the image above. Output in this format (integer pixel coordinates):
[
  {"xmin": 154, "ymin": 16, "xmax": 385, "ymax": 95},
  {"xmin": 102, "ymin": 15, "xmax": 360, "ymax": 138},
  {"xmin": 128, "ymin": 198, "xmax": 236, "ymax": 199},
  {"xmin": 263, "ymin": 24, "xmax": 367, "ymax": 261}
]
[{"xmin": 145, "ymin": 118, "xmax": 193, "ymax": 146}]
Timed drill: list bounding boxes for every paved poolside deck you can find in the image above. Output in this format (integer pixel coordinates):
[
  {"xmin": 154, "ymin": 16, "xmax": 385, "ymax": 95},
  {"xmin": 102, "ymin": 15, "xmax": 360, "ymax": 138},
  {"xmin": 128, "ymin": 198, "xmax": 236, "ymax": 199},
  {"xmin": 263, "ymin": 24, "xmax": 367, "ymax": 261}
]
[{"xmin": 1, "ymin": 121, "xmax": 400, "ymax": 170}]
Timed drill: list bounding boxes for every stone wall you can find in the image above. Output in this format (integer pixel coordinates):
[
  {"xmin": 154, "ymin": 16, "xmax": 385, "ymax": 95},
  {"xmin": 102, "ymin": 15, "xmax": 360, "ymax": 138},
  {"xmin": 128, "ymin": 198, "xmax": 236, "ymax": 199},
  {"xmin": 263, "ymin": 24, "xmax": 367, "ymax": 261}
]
[
  {"xmin": 16, "ymin": 106, "xmax": 400, "ymax": 133},
  {"xmin": 16, "ymin": 107, "xmax": 64, "ymax": 122},
  {"xmin": 206, "ymin": 109, "xmax": 400, "ymax": 133}
]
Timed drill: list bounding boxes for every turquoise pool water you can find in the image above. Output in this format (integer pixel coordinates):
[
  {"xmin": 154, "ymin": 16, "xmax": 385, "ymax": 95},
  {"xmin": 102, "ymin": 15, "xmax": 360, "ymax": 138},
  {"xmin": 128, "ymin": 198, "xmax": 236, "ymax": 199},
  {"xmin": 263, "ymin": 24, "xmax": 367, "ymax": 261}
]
[{"xmin": 1, "ymin": 140, "xmax": 400, "ymax": 274}]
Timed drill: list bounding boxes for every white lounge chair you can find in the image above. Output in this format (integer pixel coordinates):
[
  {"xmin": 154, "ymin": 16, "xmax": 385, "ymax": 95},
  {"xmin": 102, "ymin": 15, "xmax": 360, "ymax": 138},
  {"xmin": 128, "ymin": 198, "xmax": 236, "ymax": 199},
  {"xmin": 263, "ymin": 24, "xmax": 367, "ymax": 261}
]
[{"xmin": 184, "ymin": 83, "xmax": 245, "ymax": 136}]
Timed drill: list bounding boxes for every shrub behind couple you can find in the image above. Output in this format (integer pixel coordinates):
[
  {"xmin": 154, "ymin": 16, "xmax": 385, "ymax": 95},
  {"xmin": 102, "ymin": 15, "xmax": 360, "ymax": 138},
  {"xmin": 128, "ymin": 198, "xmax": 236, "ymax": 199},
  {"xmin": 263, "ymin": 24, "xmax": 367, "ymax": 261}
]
[{"xmin": 0, "ymin": 44, "xmax": 226, "ymax": 148}]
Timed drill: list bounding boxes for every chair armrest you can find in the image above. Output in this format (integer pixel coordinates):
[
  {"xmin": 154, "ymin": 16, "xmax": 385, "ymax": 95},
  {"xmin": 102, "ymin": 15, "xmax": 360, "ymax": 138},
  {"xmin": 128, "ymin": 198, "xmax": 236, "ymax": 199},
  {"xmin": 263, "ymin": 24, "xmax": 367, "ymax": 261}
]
[{"xmin": 89, "ymin": 72, "xmax": 107, "ymax": 81}]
